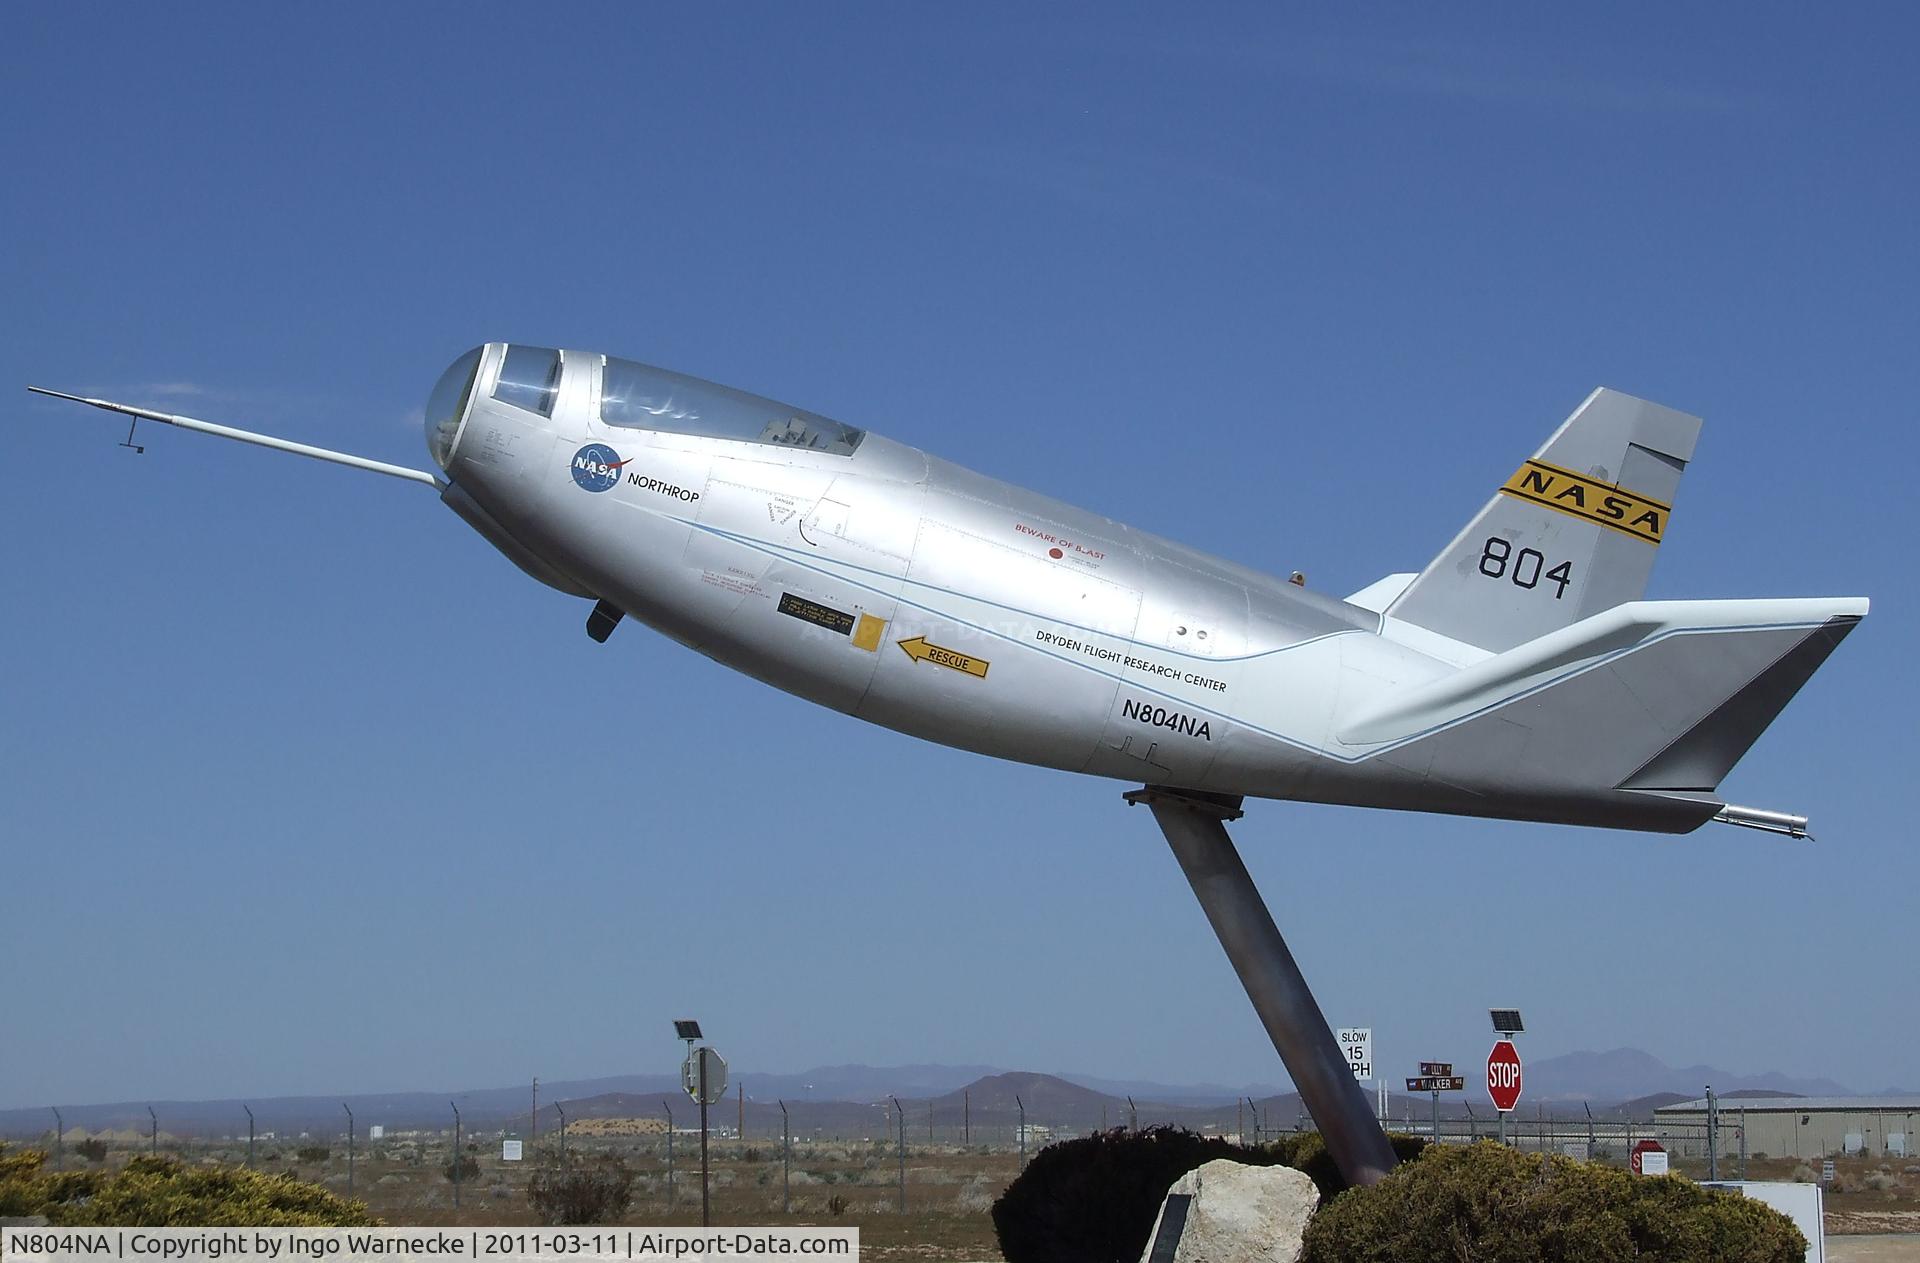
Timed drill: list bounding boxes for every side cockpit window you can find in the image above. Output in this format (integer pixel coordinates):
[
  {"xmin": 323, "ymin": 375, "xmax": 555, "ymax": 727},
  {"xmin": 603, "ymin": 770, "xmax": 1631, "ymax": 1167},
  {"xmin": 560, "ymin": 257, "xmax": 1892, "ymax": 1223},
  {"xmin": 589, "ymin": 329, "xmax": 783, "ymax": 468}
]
[
  {"xmin": 600, "ymin": 356, "xmax": 864, "ymax": 455},
  {"xmin": 493, "ymin": 345, "xmax": 563, "ymax": 417}
]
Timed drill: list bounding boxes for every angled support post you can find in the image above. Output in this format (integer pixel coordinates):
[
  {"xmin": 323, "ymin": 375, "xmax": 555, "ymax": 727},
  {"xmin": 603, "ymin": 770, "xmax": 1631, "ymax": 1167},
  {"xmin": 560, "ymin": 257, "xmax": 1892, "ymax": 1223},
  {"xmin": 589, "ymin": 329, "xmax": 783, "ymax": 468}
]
[{"xmin": 1127, "ymin": 785, "xmax": 1397, "ymax": 1187}]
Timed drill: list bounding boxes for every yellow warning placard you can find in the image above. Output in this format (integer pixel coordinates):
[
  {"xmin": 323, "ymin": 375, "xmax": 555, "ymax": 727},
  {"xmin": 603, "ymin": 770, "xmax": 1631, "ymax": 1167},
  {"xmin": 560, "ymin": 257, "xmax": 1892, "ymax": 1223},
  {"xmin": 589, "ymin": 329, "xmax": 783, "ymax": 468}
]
[
  {"xmin": 1498, "ymin": 459, "xmax": 1668, "ymax": 544},
  {"xmin": 852, "ymin": 613, "xmax": 886, "ymax": 652},
  {"xmin": 897, "ymin": 635, "xmax": 989, "ymax": 679}
]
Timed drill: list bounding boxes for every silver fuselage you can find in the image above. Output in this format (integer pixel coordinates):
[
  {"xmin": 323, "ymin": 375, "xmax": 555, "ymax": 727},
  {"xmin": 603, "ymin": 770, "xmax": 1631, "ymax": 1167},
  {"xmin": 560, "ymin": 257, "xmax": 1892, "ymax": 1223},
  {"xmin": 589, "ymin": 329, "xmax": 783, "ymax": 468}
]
[{"xmin": 439, "ymin": 342, "xmax": 1692, "ymax": 831}]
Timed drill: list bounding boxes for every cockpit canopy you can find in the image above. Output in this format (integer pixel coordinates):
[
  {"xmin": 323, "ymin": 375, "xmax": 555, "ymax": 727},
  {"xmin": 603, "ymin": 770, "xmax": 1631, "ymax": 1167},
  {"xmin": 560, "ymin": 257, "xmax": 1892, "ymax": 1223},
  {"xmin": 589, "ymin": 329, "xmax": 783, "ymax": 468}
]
[
  {"xmin": 425, "ymin": 343, "xmax": 864, "ymax": 471},
  {"xmin": 600, "ymin": 355, "xmax": 864, "ymax": 455}
]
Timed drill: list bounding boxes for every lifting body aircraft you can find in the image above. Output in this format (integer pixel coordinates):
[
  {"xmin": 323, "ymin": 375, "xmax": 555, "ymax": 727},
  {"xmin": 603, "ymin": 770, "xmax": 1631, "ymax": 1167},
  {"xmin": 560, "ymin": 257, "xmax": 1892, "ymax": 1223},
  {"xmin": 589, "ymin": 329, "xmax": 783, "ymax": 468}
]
[
  {"xmin": 30, "ymin": 343, "xmax": 1869, "ymax": 1188},
  {"xmin": 33, "ymin": 343, "xmax": 1864, "ymax": 836}
]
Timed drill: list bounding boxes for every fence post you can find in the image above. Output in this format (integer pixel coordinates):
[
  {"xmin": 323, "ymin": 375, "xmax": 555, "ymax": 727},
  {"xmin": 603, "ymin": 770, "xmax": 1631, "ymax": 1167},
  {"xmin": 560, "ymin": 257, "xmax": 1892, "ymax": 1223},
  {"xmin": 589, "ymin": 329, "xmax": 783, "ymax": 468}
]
[
  {"xmin": 1706, "ymin": 1086, "xmax": 1718, "ymax": 1181},
  {"xmin": 664, "ymin": 1102, "xmax": 675, "ymax": 1210},
  {"xmin": 779, "ymin": 1101, "xmax": 790, "ymax": 1215},
  {"xmin": 450, "ymin": 1103, "xmax": 462, "ymax": 1210},
  {"xmin": 891, "ymin": 1097, "xmax": 905, "ymax": 1213}
]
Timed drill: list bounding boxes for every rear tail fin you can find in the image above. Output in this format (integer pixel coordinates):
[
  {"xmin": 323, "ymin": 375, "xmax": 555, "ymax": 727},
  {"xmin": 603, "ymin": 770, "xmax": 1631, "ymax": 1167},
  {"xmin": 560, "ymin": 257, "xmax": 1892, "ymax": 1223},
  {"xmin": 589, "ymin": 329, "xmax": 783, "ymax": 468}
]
[{"xmin": 1386, "ymin": 388, "xmax": 1701, "ymax": 653}]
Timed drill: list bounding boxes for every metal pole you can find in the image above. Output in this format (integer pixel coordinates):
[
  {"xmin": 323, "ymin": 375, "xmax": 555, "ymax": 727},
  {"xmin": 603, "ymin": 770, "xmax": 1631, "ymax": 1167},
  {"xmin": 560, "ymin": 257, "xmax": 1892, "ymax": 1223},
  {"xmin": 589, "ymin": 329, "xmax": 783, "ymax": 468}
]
[
  {"xmin": 779, "ymin": 1101, "xmax": 790, "ymax": 1215},
  {"xmin": 664, "ymin": 1102, "xmax": 674, "ymax": 1209},
  {"xmin": 1465, "ymin": 1100, "xmax": 1477, "ymax": 1141},
  {"xmin": 1585, "ymin": 1102, "xmax": 1595, "ymax": 1160},
  {"xmin": 1237, "ymin": 1100, "xmax": 1243, "ymax": 1144},
  {"xmin": 1016, "ymin": 1095, "xmax": 1026, "ymax": 1170},
  {"xmin": 1739, "ymin": 1111, "xmax": 1748, "ymax": 1178},
  {"xmin": 555, "ymin": 1102, "xmax": 567, "ymax": 1161},
  {"xmin": 1499, "ymin": 1108, "xmax": 1507, "ymax": 1147},
  {"xmin": 245, "ymin": 1105, "xmax": 255, "ymax": 1168},
  {"xmin": 51, "ymin": 1108, "xmax": 63, "ymax": 1171},
  {"xmin": 1432, "ymin": 1089, "xmax": 1440, "ymax": 1147},
  {"xmin": 738, "ymin": 1082, "xmax": 744, "ymax": 1142},
  {"xmin": 148, "ymin": 1106, "xmax": 157, "ymax": 1156},
  {"xmin": 531, "ymin": 1078, "xmax": 538, "ymax": 1144},
  {"xmin": 451, "ymin": 1103, "xmax": 462, "ymax": 1209},
  {"xmin": 1706, "ymin": 1085, "xmax": 1718, "ymax": 1180},
  {"xmin": 699, "ymin": 1057, "xmax": 710, "ymax": 1228},
  {"xmin": 963, "ymin": 1091, "xmax": 969, "ymax": 1146},
  {"xmin": 343, "ymin": 1104, "xmax": 354, "ymax": 1198},
  {"xmin": 891, "ymin": 1096, "xmax": 905, "ymax": 1213},
  {"xmin": 1128, "ymin": 787, "xmax": 1397, "ymax": 1187},
  {"xmin": 1127, "ymin": 1096, "xmax": 1137, "ymax": 1133}
]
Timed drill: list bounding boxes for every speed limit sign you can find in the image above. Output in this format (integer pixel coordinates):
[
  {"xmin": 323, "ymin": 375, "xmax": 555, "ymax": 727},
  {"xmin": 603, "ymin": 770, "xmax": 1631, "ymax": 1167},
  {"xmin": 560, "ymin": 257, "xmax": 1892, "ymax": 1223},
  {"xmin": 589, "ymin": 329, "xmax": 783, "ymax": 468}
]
[{"xmin": 1337, "ymin": 1028, "xmax": 1373, "ymax": 1081}]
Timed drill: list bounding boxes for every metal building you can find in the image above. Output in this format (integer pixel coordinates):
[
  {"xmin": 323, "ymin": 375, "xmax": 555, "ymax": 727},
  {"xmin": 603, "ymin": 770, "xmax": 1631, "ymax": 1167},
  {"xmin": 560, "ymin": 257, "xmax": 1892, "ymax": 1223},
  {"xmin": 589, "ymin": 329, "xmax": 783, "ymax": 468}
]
[{"xmin": 1654, "ymin": 1096, "xmax": 1919, "ymax": 1159}]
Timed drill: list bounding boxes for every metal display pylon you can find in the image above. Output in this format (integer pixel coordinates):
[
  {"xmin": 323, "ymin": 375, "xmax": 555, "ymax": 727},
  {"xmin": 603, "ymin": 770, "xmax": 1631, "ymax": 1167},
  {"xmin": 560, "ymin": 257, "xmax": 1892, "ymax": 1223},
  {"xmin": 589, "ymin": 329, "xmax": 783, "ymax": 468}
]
[{"xmin": 1127, "ymin": 786, "xmax": 1397, "ymax": 1187}]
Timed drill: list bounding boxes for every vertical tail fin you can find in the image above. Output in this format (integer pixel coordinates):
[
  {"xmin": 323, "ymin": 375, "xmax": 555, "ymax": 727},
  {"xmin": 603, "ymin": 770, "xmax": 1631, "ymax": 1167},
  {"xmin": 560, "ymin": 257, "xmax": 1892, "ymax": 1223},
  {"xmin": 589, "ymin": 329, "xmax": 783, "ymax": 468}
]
[{"xmin": 1386, "ymin": 388, "xmax": 1701, "ymax": 653}]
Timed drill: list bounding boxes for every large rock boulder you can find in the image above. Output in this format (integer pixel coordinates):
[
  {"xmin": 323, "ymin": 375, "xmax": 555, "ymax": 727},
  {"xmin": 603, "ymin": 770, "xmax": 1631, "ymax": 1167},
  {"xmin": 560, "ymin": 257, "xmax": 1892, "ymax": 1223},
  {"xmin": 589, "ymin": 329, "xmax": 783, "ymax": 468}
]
[{"xmin": 1138, "ymin": 1159, "xmax": 1317, "ymax": 1263}]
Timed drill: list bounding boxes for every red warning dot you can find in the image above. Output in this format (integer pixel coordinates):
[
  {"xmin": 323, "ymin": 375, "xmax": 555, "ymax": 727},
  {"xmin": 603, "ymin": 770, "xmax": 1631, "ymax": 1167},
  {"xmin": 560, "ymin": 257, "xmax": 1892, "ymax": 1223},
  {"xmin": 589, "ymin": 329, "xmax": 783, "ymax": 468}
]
[{"xmin": 1049, "ymin": 548, "xmax": 1064, "ymax": 559}]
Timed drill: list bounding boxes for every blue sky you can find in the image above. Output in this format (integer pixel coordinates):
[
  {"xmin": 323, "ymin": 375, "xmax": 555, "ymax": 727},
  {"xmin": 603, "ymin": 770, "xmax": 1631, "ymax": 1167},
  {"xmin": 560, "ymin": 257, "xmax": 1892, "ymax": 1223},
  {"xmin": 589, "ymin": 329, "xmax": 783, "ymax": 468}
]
[{"xmin": 3, "ymin": 4, "xmax": 1914, "ymax": 1112}]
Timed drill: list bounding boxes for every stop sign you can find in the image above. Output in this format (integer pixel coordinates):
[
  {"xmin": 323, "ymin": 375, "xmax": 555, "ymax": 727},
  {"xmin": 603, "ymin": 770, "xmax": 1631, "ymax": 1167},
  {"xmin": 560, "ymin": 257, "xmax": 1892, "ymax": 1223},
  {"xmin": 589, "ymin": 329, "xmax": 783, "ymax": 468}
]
[{"xmin": 1487, "ymin": 1039, "xmax": 1523, "ymax": 1112}]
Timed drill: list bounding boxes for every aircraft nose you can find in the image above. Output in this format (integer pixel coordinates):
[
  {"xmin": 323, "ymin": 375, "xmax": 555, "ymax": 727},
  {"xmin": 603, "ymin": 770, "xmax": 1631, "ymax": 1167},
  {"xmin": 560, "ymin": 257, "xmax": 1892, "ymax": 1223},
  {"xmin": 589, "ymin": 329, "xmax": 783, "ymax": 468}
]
[{"xmin": 425, "ymin": 345, "xmax": 485, "ymax": 470}]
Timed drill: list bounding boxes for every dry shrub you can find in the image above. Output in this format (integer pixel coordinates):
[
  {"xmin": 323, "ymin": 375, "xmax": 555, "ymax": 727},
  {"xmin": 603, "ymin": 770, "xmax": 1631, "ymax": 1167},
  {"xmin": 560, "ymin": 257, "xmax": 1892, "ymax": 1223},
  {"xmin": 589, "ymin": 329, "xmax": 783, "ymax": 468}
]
[
  {"xmin": 953, "ymin": 1175, "xmax": 995, "ymax": 1213},
  {"xmin": 527, "ymin": 1155, "xmax": 633, "ymax": 1225}
]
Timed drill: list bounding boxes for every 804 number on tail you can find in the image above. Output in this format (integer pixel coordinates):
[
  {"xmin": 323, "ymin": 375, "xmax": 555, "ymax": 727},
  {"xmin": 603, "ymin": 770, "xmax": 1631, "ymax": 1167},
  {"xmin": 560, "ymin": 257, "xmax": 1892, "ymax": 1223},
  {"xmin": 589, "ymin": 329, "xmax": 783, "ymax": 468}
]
[{"xmin": 1479, "ymin": 537, "xmax": 1573, "ymax": 599}]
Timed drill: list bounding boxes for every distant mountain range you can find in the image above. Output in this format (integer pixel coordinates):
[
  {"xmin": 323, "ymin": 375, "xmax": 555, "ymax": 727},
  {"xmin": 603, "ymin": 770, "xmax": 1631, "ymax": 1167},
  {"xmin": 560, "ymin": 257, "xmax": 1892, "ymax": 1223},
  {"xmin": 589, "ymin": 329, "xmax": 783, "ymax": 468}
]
[
  {"xmin": 1521, "ymin": 1048, "xmax": 1855, "ymax": 1102},
  {"xmin": 3, "ymin": 1049, "xmax": 1901, "ymax": 1141}
]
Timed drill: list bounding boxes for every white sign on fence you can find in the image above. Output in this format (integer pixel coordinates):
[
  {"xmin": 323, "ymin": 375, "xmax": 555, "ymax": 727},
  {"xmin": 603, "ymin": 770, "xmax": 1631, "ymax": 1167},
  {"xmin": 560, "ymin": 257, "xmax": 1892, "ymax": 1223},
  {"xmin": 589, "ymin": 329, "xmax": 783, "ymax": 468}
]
[
  {"xmin": 501, "ymin": 1139, "xmax": 523, "ymax": 1161},
  {"xmin": 1641, "ymin": 1150, "xmax": 1669, "ymax": 1175},
  {"xmin": 1337, "ymin": 1028, "xmax": 1373, "ymax": 1082}
]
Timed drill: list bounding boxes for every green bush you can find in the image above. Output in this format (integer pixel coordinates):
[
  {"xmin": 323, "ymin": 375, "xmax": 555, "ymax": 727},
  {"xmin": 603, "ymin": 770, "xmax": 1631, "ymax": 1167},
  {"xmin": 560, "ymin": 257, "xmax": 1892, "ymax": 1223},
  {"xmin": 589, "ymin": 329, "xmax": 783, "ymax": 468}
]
[
  {"xmin": 444, "ymin": 1153, "xmax": 481, "ymax": 1183},
  {"xmin": 296, "ymin": 1146, "xmax": 332, "ymax": 1164},
  {"xmin": 527, "ymin": 1155, "xmax": 634, "ymax": 1225},
  {"xmin": 1301, "ymin": 1142, "xmax": 1806, "ymax": 1263},
  {"xmin": 0, "ymin": 1146, "xmax": 375, "ymax": 1226},
  {"xmin": 1273, "ymin": 1130, "xmax": 1430, "ymax": 1203},
  {"xmin": 74, "ymin": 1138, "xmax": 110, "ymax": 1164},
  {"xmin": 993, "ymin": 1127, "xmax": 1286, "ymax": 1263}
]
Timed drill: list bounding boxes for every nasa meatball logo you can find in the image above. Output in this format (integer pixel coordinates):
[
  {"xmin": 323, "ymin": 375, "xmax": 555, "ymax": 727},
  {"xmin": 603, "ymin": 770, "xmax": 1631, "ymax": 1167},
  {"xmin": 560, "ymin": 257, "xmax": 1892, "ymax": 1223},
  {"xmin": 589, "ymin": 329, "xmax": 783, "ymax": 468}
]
[{"xmin": 570, "ymin": 443, "xmax": 629, "ymax": 493}]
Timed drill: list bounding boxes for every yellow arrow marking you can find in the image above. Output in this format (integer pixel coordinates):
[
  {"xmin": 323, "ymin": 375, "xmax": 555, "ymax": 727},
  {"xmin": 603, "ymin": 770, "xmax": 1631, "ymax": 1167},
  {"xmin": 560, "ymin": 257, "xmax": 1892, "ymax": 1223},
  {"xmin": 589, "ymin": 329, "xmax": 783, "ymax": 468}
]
[{"xmin": 897, "ymin": 635, "xmax": 989, "ymax": 679}]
